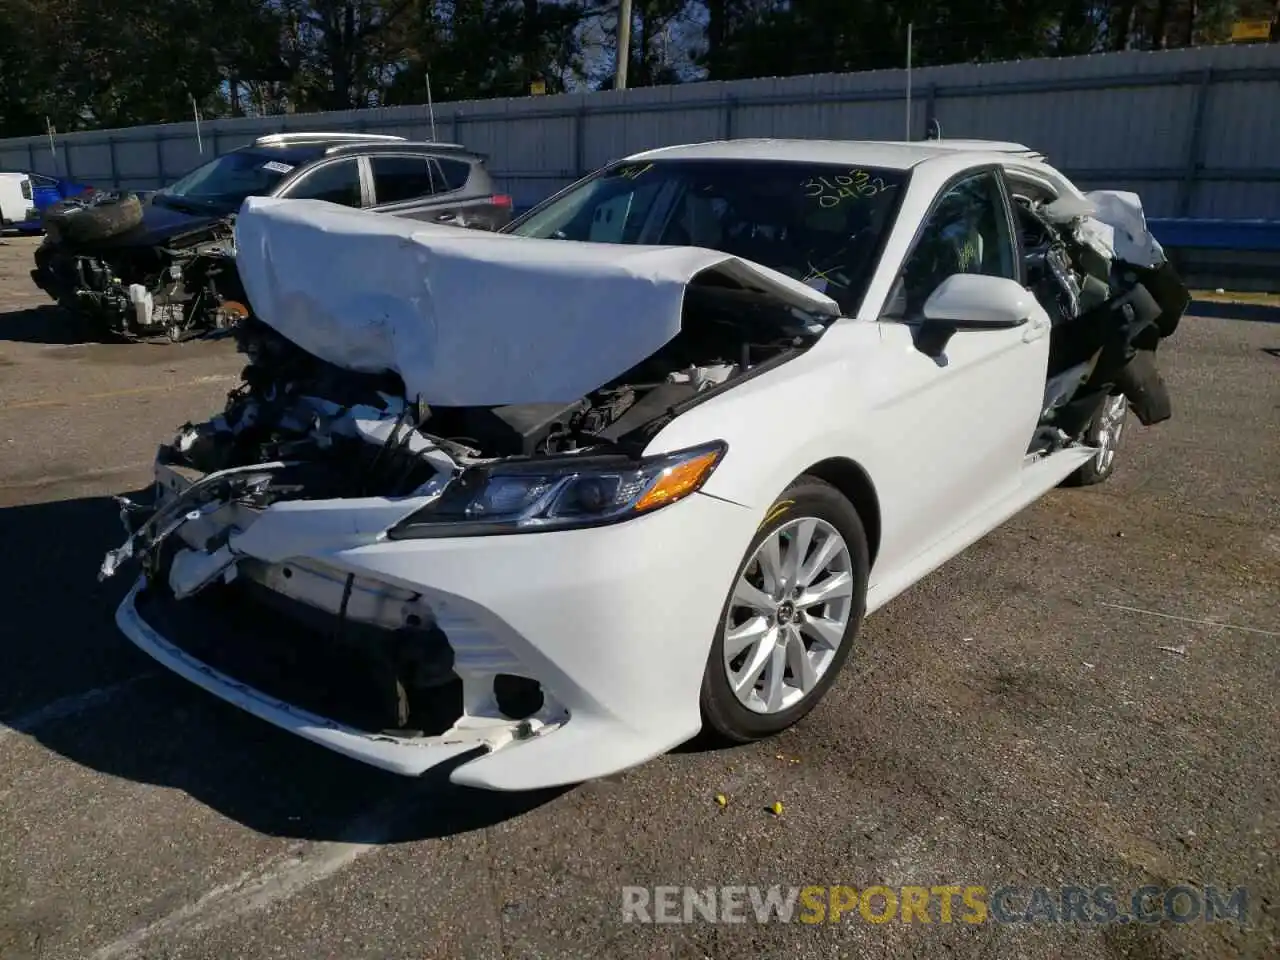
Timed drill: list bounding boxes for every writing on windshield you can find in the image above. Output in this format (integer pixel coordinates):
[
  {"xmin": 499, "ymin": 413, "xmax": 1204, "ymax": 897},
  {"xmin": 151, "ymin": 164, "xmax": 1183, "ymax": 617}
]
[{"xmin": 508, "ymin": 158, "xmax": 907, "ymax": 314}]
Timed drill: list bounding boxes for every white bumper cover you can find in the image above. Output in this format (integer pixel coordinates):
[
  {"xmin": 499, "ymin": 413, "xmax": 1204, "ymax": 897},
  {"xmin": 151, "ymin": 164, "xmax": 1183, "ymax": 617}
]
[{"xmin": 115, "ymin": 489, "xmax": 756, "ymax": 790}]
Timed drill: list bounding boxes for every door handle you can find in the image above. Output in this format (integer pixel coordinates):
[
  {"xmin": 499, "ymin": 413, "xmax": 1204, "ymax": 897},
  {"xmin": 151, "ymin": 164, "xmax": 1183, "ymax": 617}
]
[
  {"xmin": 435, "ymin": 213, "xmax": 457, "ymax": 222},
  {"xmin": 1022, "ymin": 316, "xmax": 1050, "ymax": 343}
]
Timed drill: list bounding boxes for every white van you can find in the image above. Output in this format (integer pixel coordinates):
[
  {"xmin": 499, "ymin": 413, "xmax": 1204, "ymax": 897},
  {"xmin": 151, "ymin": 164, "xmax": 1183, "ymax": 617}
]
[{"xmin": 0, "ymin": 172, "xmax": 36, "ymax": 228}]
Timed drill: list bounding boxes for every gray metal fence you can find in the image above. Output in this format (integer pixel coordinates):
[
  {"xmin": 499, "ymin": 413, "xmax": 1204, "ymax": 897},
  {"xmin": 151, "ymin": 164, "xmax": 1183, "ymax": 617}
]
[{"xmin": 3, "ymin": 43, "xmax": 1278, "ymax": 219}]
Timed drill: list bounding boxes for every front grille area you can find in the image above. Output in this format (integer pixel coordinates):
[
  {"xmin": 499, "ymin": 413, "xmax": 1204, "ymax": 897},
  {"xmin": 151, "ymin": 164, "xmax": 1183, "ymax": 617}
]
[{"xmin": 134, "ymin": 579, "xmax": 466, "ymax": 736}]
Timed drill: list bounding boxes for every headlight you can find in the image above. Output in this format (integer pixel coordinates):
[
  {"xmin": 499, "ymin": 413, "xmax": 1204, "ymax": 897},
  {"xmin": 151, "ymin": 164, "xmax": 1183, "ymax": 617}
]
[{"xmin": 388, "ymin": 441, "xmax": 726, "ymax": 539}]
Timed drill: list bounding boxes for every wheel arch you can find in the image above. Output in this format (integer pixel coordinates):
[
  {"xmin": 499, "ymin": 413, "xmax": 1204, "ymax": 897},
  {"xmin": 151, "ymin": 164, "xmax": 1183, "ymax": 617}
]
[{"xmin": 798, "ymin": 457, "xmax": 882, "ymax": 571}]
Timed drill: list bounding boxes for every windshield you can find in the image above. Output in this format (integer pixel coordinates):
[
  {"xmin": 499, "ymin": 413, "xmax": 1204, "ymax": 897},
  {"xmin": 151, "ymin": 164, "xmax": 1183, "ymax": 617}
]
[
  {"xmin": 157, "ymin": 150, "xmax": 302, "ymax": 212},
  {"xmin": 506, "ymin": 158, "xmax": 907, "ymax": 314}
]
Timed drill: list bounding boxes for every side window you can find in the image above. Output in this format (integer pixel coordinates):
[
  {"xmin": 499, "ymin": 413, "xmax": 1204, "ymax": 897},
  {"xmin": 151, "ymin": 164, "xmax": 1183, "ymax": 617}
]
[
  {"xmin": 283, "ymin": 159, "xmax": 362, "ymax": 207},
  {"xmin": 434, "ymin": 158, "xmax": 472, "ymax": 192},
  {"xmin": 515, "ymin": 169, "xmax": 668, "ymax": 244},
  {"xmin": 587, "ymin": 179, "xmax": 665, "ymax": 243},
  {"xmin": 883, "ymin": 171, "xmax": 1017, "ymax": 319},
  {"xmin": 371, "ymin": 155, "xmax": 437, "ymax": 205}
]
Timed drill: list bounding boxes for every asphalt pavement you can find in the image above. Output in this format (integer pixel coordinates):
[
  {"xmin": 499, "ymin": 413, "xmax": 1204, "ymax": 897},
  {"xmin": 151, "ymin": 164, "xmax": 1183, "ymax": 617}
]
[{"xmin": 1, "ymin": 235, "xmax": 1277, "ymax": 959}]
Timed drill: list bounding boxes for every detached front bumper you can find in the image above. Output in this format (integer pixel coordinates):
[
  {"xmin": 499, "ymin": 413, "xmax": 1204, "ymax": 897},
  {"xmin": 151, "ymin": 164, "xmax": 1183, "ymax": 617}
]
[{"xmin": 114, "ymin": 486, "xmax": 755, "ymax": 791}]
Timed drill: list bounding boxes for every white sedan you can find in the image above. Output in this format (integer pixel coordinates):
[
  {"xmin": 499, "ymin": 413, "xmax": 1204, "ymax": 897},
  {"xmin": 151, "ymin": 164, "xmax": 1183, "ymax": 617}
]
[{"xmin": 102, "ymin": 138, "xmax": 1187, "ymax": 790}]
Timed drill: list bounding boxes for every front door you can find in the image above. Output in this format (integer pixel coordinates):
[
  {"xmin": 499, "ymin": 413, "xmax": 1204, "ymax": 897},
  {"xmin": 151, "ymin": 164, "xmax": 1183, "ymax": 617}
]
[{"xmin": 866, "ymin": 169, "xmax": 1051, "ymax": 574}]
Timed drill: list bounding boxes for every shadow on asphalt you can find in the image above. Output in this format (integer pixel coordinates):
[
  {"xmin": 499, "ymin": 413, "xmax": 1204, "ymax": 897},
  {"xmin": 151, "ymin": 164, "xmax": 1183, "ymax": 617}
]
[
  {"xmin": 0, "ymin": 304, "xmax": 105, "ymax": 346},
  {"xmin": 0, "ymin": 492, "xmax": 567, "ymax": 842}
]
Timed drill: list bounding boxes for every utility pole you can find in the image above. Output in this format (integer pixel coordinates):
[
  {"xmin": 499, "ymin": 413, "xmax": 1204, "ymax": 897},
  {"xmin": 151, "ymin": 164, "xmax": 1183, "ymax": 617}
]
[
  {"xmin": 615, "ymin": 0, "xmax": 632, "ymax": 90},
  {"xmin": 904, "ymin": 22, "xmax": 913, "ymax": 140}
]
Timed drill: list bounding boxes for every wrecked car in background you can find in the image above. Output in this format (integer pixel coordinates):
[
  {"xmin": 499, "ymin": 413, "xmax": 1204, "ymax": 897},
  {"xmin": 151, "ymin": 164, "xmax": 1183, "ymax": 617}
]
[
  {"xmin": 31, "ymin": 133, "xmax": 511, "ymax": 340},
  {"xmin": 100, "ymin": 139, "xmax": 1188, "ymax": 790},
  {"xmin": 34, "ymin": 189, "xmax": 245, "ymax": 341}
]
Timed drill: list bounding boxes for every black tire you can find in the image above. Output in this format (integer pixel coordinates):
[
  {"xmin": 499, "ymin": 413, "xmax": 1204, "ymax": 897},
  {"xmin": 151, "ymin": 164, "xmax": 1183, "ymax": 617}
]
[
  {"xmin": 1113, "ymin": 349, "xmax": 1171, "ymax": 426},
  {"xmin": 1062, "ymin": 392, "xmax": 1129, "ymax": 487},
  {"xmin": 43, "ymin": 191, "xmax": 144, "ymax": 244},
  {"xmin": 700, "ymin": 477, "xmax": 870, "ymax": 743}
]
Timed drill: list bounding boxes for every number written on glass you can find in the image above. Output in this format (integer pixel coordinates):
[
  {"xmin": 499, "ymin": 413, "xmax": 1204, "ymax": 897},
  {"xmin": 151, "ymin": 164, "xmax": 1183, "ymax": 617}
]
[
  {"xmin": 802, "ymin": 170, "xmax": 888, "ymax": 207},
  {"xmin": 615, "ymin": 163, "xmax": 653, "ymax": 181}
]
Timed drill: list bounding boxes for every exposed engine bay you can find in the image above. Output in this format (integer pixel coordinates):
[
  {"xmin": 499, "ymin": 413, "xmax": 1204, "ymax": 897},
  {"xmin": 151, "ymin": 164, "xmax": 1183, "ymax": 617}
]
[
  {"xmin": 1013, "ymin": 187, "xmax": 1189, "ymax": 456},
  {"xmin": 157, "ymin": 277, "xmax": 823, "ymax": 486},
  {"xmin": 31, "ymin": 218, "xmax": 249, "ymax": 341}
]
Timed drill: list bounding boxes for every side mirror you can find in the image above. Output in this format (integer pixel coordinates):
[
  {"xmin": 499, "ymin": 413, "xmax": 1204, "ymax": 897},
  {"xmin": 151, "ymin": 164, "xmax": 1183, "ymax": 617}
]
[
  {"xmin": 916, "ymin": 274, "xmax": 1034, "ymax": 357},
  {"xmin": 923, "ymin": 273, "xmax": 1033, "ymax": 328}
]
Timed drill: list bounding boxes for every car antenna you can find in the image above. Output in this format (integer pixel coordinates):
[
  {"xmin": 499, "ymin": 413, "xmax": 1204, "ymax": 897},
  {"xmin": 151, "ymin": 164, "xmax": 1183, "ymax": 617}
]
[{"xmin": 426, "ymin": 74, "xmax": 438, "ymax": 142}]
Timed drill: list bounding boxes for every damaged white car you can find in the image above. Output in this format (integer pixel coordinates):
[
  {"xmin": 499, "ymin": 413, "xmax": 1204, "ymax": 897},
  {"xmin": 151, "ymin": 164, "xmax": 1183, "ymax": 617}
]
[{"xmin": 102, "ymin": 139, "xmax": 1188, "ymax": 791}]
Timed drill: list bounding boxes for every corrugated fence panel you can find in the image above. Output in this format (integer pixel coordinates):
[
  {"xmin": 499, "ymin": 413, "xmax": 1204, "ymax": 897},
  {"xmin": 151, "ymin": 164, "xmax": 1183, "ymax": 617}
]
[
  {"xmin": 934, "ymin": 84, "xmax": 1196, "ymax": 172},
  {"xmin": 1196, "ymin": 182, "xmax": 1280, "ymax": 219},
  {"xmin": 160, "ymin": 136, "xmax": 204, "ymax": 182},
  {"xmin": 1200, "ymin": 79, "xmax": 1280, "ymax": 168},
  {"xmin": 2, "ymin": 45, "xmax": 1277, "ymax": 221},
  {"xmin": 488, "ymin": 114, "xmax": 577, "ymax": 177},
  {"xmin": 0, "ymin": 145, "xmax": 26, "ymax": 171},
  {"xmin": 115, "ymin": 137, "xmax": 158, "ymax": 182},
  {"xmin": 584, "ymin": 85, "xmax": 723, "ymax": 171},
  {"xmin": 69, "ymin": 141, "xmax": 114, "ymax": 182}
]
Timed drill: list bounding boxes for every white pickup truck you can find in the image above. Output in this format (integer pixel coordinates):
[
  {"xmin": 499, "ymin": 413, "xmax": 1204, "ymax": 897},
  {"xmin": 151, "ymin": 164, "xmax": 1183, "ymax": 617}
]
[{"xmin": 0, "ymin": 172, "xmax": 37, "ymax": 228}]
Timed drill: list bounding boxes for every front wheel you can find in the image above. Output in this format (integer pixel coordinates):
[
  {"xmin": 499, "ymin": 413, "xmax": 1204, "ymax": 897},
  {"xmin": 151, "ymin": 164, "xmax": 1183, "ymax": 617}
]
[
  {"xmin": 699, "ymin": 478, "xmax": 870, "ymax": 743},
  {"xmin": 1063, "ymin": 392, "xmax": 1129, "ymax": 487}
]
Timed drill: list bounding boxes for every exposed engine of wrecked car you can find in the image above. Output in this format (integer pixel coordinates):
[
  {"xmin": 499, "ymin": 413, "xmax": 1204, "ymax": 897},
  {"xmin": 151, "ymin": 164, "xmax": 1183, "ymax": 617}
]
[
  {"xmin": 32, "ymin": 202, "xmax": 248, "ymax": 341},
  {"xmin": 163, "ymin": 277, "xmax": 827, "ymax": 492}
]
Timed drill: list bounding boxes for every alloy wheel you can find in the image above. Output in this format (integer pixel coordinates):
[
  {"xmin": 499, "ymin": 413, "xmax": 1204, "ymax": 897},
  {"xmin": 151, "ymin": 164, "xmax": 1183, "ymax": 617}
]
[
  {"xmin": 1094, "ymin": 394, "xmax": 1128, "ymax": 473},
  {"xmin": 722, "ymin": 517, "xmax": 855, "ymax": 714}
]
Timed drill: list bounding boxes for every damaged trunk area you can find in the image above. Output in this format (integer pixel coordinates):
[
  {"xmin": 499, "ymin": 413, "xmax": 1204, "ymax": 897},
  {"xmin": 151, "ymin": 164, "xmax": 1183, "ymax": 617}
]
[
  {"xmin": 114, "ymin": 271, "xmax": 826, "ymax": 738},
  {"xmin": 32, "ymin": 221, "xmax": 247, "ymax": 341},
  {"xmin": 1015, "ymin": 190, "xmax": 1189, "ymax": 455}
]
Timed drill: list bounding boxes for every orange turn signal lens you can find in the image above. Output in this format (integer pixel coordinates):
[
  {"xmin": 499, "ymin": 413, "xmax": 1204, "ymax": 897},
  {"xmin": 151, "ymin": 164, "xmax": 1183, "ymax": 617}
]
[{"xmin": 633, "ymin": 450, "xmax": 723, "ymax": 513}]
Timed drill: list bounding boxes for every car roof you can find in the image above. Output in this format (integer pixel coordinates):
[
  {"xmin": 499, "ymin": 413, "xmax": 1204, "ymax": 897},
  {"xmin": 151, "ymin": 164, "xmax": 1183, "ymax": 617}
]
[
  {"xmin": 623, "ymin": 138, "xmax": 1043, "ymax": 171},
  {"xmin": 238, "ymin": 137, "xmax": 482, "ymax": 161}
]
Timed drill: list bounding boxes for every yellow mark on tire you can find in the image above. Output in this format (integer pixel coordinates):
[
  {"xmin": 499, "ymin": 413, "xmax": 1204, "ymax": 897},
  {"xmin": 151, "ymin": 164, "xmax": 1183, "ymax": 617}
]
[{"xmin": 761, "ymin": 500, "xmax": 795, "ymax": 528}]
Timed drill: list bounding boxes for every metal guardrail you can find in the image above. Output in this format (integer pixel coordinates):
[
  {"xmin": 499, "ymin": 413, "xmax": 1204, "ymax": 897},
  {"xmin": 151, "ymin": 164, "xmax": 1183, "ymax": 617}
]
[{"xmin": 1148, "ymin": 218, "xmax": 1280, "ymax": 252}]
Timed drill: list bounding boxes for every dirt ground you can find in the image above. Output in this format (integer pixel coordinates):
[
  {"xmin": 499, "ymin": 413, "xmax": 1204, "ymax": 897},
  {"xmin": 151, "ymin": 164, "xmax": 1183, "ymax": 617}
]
[{"xmin": 1, "ymin": 234, "xmax": 1277, "ymax": 960}]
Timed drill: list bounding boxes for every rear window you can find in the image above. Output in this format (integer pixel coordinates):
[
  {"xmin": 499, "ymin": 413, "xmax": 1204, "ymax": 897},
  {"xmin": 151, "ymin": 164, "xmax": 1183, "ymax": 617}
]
[
  {"xmin": 370, "ymin": 155, "xmax": 437, "ymax": 204},
  {"xmin": 435, "ymin": 158, "xmax": 472, "ymax": 192}
]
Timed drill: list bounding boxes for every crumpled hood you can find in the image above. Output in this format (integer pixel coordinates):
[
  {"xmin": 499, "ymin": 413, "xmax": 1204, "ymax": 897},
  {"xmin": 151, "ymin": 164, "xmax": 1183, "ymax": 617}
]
[{"xmin": 233, "ymin": 197, "xmax": 840, "ymax": 406}]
